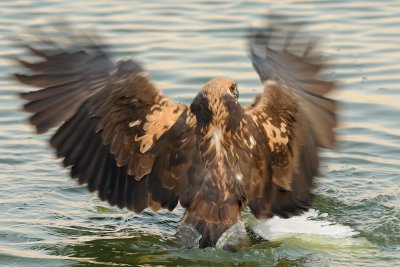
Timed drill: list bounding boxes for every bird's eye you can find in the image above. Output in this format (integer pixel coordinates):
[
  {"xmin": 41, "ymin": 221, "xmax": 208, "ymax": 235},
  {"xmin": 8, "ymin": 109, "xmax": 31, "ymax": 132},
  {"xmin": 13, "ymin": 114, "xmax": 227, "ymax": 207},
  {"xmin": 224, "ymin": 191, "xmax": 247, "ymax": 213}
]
[{"xmin": 229, "ymin": 83, "xmax": 239, "ymax": 99}]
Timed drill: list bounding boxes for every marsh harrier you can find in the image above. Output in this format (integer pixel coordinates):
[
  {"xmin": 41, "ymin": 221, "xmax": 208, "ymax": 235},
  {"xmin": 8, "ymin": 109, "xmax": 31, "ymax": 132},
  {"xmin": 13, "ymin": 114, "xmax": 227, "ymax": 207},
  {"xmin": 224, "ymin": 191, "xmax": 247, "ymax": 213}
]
[{"xmin": 15, "ymin": 20, "xmax": 336, "ymax": 248}]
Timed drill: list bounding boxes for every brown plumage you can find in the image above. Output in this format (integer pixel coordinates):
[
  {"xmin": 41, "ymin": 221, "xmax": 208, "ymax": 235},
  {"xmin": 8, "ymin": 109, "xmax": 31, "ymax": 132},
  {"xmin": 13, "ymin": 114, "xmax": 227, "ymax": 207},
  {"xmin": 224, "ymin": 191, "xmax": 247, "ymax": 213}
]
[{"xmin": 15, "ymin": 19, "xmax": 337, "ymax": 248}]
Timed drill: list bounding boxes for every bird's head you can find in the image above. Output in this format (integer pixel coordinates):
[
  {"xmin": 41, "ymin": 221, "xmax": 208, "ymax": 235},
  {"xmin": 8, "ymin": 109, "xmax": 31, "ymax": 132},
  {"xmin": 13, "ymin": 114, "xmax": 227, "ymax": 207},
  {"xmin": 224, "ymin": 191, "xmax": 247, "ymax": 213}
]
[{"xmin": 190, "ymin": 77, "xmax": 242, "ymax": 132}]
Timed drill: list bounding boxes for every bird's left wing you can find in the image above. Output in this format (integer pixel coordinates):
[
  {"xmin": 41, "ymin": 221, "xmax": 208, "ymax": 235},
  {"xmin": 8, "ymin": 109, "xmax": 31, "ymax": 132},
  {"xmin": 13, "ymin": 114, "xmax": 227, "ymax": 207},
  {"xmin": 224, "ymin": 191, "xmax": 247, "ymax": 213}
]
[
  {"xmin": 15, "ymin": 30, "xmax": 197, "ymax": 213},
  {"xmin": 236, "ymin": 20, "xmax": 337, "ymax": 219}
]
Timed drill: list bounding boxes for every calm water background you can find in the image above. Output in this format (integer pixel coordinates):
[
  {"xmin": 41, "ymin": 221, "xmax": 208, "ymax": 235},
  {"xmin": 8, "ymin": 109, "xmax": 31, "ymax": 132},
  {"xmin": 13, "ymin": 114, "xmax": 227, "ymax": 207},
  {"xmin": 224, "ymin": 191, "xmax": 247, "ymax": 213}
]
[{"xmin": 0, "ymin": 0, "xmax": 399, "ymax": 266}]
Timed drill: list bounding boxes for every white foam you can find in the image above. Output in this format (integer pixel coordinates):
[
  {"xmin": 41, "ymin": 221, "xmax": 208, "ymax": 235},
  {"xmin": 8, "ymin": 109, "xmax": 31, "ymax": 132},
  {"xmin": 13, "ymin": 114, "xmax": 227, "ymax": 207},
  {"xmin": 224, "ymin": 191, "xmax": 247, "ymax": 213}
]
[{"xmin": 252, "ymin": 209, "xmax": 359, "ymax": 242}]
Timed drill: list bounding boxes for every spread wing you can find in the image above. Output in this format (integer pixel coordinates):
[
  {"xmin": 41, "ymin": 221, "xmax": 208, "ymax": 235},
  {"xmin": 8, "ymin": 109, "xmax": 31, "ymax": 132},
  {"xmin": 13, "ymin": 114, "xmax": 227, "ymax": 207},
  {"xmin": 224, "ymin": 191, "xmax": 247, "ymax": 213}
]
[
  {"xmin": 241, "ymin": 21, "xmax": 337, "ymax": 218},
  {"xmin": 15, "ymin": 30, "xmax": 198, "ymax": 213}
]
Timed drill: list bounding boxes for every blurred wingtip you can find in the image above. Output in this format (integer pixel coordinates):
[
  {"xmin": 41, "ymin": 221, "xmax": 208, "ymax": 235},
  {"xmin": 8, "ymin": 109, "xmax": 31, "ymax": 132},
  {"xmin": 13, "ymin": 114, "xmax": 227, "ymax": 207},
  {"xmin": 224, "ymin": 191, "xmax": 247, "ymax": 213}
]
[{"xmin": 14, "ymin": 18, "xmax": 107, "ymax": 60}]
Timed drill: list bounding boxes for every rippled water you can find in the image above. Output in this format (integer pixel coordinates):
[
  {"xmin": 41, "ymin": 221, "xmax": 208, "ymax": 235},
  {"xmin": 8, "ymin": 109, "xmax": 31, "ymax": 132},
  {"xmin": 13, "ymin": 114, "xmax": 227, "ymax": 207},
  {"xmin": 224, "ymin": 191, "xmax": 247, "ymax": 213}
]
[{"xmin": 1, "ymin": 0, "xmax": 399, "ymax": 266}]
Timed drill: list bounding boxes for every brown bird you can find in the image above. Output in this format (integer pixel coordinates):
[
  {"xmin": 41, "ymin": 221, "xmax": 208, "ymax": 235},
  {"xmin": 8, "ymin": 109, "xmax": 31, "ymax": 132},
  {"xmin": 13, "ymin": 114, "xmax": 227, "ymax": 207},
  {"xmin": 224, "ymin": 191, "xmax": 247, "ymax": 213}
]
[{"xmin": 14, "ymin": 20, "xmax": 336, "ymax": 248}]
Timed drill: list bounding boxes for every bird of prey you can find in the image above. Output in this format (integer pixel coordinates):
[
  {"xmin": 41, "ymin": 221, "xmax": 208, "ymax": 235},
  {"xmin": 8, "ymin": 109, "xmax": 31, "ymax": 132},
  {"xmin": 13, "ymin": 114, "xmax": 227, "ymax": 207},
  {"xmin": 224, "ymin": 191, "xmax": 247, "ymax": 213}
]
[{"xmin": 15, "ymin": 19, "xmax": 337, "ymax": 248}]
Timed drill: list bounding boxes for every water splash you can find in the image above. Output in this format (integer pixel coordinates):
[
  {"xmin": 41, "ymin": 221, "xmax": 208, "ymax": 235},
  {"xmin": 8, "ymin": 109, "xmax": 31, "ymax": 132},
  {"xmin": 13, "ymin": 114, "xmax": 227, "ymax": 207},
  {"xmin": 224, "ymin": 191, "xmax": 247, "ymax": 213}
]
[
  {"xmin": 175, "ymin": 223, "xmax": 202, "ymax": 249},
  {"xmin": 216, "ymin": 220, "xmax": 250, "ymax": 251},
  {"xmin": 251, "ymin": 209, "xmax": 359, "ymax": 242}
]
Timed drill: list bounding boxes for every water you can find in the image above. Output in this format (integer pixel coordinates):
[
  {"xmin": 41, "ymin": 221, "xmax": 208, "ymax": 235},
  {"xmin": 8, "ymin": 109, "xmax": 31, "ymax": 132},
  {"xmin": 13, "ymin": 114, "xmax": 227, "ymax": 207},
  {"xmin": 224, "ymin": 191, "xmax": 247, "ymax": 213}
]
[{"xmin": 0, "ymin": 0, "xmax": 399, "ymax": 266}]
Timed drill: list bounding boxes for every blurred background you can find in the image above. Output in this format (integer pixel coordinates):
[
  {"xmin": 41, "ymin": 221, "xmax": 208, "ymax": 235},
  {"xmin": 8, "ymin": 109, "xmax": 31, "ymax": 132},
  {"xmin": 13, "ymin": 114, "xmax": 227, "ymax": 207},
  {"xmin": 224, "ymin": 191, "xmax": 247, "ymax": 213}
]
[{"xmin": 0, "ymin": 0, "xmax": 399, "ymax": 266}]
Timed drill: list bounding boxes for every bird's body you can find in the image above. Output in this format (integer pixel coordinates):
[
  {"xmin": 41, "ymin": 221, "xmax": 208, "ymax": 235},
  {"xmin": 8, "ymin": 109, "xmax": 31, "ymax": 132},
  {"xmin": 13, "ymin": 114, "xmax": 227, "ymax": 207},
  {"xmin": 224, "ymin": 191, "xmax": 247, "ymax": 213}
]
[{"xmin": 15, "ymin": 20, "xmax": 337, "ymax": 248}]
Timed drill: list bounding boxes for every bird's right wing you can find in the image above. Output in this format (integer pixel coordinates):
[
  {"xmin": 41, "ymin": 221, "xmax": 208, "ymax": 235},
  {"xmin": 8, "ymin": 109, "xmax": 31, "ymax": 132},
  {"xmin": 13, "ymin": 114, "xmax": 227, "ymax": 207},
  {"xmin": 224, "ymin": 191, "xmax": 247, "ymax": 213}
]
[{"xmin": 16, "ymin": 30, "xmax": 198, "ymax": 213}]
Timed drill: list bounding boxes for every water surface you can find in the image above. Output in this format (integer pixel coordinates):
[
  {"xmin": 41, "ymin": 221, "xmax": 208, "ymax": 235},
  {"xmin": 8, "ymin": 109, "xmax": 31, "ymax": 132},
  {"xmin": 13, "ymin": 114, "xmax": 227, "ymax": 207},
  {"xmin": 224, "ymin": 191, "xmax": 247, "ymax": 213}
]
[{"xmin": 0, "ymin": 0, "xmax": 399, "ymax": 266}]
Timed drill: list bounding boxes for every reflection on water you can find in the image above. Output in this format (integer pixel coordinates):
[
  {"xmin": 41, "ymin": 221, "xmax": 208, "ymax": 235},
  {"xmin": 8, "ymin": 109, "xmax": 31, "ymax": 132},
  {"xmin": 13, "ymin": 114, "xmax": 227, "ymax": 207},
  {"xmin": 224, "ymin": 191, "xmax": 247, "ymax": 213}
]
[{"xmin": 0, "ymin": 0, "xmax": 399, "ymax": 266}]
